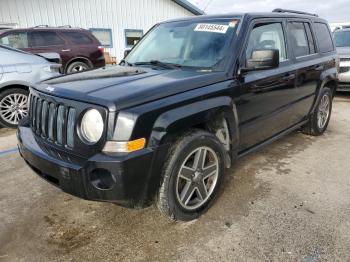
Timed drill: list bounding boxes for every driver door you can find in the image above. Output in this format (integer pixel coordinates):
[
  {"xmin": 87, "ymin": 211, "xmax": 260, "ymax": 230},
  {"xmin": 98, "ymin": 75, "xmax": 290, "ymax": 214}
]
[{"xmin": 237, "ymin": 19, "xmax": 297, "ymax": 152}]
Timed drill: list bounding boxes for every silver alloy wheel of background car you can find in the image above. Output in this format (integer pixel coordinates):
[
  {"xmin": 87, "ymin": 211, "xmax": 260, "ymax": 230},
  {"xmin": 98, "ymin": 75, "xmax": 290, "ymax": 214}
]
[
  {"xmin": 0, "ymin": 93, "xmax": 28, "ymax": 125},
  {"xmin": 71, "ymin": 64, "xmax": 89, "ymax": 73},
  {"xmin": 317, "ymin": 94, "xmax": 330, "ymax": 129},
  {"xmin": 176, "ymin": 146, "xmax": 219, "ymax": 210}
]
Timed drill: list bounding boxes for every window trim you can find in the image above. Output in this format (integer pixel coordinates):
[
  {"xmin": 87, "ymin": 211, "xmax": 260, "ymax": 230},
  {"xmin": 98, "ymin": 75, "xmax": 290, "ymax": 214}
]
[
  {"xmin": 89, "ymin": 28, "xmax": 113, "ymax": 48},
  {"xmin": 124, "ymin": 29, "xmax": 143, "ymax": 48},
  {"xmin": 304, "ymin": 22, "xmax": 316, "ymax": 54}
]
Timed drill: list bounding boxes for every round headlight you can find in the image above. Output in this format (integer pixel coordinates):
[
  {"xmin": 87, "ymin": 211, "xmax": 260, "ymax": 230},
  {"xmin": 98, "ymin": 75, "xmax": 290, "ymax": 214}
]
[{"xmin": 80, "ymin": 109, "xmax": 104, "ymax": 144}]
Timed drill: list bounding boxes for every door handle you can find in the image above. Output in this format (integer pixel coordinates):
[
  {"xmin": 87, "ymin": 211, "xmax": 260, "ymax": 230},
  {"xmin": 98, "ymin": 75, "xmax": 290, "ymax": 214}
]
[{"xmin": 61, "ymin": 49, "xmax": 71, "ymax": 52}]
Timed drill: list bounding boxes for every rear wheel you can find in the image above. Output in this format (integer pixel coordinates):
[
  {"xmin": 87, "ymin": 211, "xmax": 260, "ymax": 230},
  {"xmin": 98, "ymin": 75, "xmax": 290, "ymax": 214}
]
[
  {"xmin": 0, "ymin": 88, "xmax": 29, "ymax": 128},
  {"xmin": 157, "ymin": 130, "xmax": 226, "ymax": 221},
  {"xmin": 66, "ymin": 61, "xmax": 90, "ymax": 74},
  {"xmin": 302, "ymin": 87, "xmax": 332, "ymax": 136}
]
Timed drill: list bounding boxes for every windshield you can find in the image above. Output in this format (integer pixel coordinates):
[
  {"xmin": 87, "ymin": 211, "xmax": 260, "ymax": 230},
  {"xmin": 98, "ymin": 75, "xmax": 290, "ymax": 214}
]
[
  {"xmin": 126, "ymin": 18, "xmax": 240, "ymax": 70},
  {"xmin": 334, "ymin": 30, "xmax": 350, "ymax": 47}
]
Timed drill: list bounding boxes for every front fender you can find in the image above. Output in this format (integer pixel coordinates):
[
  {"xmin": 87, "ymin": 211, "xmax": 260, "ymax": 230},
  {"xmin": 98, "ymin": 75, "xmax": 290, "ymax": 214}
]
[
  {"xmin": 149, "ymin": 96, "xmax": 240, "ymax": 158},
  {"xmin": 0, "ymin": 80, "xmax": 31, "ymax": 90}
]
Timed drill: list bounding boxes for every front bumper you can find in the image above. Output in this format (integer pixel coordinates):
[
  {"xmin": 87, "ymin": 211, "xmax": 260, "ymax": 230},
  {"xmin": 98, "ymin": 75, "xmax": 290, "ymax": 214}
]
[{"xmin": 17, "ymin": 123, "xmax": 165, "ymax": 208}]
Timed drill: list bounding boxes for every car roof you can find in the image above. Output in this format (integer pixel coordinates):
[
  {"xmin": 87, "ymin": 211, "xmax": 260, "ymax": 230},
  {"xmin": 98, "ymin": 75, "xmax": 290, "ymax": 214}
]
[
  {"xmin": 161, "ymin": 12, "xmax": 328, "ymax": 24},
  {"xmin": 0, "ymin": 27, "xmax": 88, "ymax": 33}
]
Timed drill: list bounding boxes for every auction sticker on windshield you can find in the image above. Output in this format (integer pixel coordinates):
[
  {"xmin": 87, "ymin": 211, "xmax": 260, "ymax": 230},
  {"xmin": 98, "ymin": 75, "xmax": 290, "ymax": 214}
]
[{"xmin": 194, "ymin": 24, "xmax": 229, "ymax": 34}]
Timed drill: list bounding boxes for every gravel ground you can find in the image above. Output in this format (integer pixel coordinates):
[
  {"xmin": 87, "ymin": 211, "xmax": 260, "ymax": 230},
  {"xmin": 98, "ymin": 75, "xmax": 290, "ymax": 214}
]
[{"xmin": 0, "ymin": 94, "xmax": 349, "ymax": 262}]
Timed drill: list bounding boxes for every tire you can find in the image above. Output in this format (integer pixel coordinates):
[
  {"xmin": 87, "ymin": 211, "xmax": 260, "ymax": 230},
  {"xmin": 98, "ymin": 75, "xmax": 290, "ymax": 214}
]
[
  {"xmin": 66, "ymin": 61, "xmax": 90, "ymax": 74},
  {"xmin": 0, "ymin": 88, "xmax": 29, "ymax": 128},
  {"xmin": 302, "ymin": 87, "xmax": 332, "ymax": 136},
  {"xmin": 157, "ymin": 130, "xmax": 226, "ymax": 221}
]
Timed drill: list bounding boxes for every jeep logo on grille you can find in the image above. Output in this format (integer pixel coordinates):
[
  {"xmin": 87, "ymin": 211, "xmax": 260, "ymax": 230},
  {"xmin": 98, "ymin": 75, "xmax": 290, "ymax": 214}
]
[{"xmin": 46, "ymin": 86, "xmax": 55, "ymax": 92}]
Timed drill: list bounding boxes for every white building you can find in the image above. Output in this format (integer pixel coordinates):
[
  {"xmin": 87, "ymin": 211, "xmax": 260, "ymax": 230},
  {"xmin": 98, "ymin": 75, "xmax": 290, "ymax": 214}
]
[{"xmin": 0, "ymin": 0, "xmax": 203, "ymax": 60}]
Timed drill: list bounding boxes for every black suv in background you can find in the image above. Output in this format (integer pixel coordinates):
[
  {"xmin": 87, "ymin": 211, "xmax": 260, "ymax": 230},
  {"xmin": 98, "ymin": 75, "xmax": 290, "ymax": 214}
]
[
  {"xmin": 18, "ymin": 9, "xmax": 338, "ymax": 221},
  {"xmin": 0, "ymin": 26, "xmax": 105, "ymax": 74}
]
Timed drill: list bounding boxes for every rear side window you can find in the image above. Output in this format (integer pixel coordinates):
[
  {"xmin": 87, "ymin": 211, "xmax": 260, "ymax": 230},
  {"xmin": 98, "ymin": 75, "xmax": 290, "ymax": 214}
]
[
  {"xmin": 246, "ymin": 22, "xmax": 287, "ymax": 62},
  {"xmin": 288, "ymin": 22, "xmax": 316, "ymax": 57},
  {"xmin": 314, "ymin": 23, "xmax": 334, "ymax": 53},
  {"xmin": 61, "ymin": 32, "xmax": 93, "ymax": 45},
  {"xmin": 30, "ymin": 31, "xmax": 64, "ymax": 47},
  {"xmin": 0, "ymin": 32, "xmax": 28, "ymax": 48}
]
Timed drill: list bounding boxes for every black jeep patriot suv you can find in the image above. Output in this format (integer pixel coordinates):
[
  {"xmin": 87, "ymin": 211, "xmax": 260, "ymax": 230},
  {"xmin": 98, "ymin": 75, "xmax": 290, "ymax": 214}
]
[{"xmin": 17, "ymin": 9, "xmax": 339, "ymax": 221}]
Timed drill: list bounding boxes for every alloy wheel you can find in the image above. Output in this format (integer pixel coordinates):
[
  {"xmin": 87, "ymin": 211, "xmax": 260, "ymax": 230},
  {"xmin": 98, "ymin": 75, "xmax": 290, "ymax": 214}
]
[
  {"xmin": 0, "ymin": 93, "xmax": 28, "ymax": 125},
  {"xmin": 176, "ymin": 146, "xmax": 219, "ymax": 210},
  {"xmin": 71, "ymin": 65, "xmax": 88, "ymax": 72},
  {"xmin": 317, "ymin": 94, "xmax": 330, "ymax": 129}
]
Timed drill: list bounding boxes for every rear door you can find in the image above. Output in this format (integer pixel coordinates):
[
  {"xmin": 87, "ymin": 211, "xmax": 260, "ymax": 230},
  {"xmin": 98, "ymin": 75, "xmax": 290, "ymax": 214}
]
[
  {"xmin": 237, "ymin": 19, "xmax": 297, "ymax": 151},
  {"xmin": 59, "ymin": 31, "xmax": 96, "ymax": 59},
  {"xmin": 285, "ymin": 20, "xmax": 320, "ymax": 121}
]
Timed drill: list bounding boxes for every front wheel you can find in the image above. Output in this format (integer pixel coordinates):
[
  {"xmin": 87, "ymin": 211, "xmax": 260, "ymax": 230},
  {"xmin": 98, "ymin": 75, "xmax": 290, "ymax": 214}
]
[
  {"xmin": 302, "ymin": 87, "xmax": 332, "ymax": 136},
  {"xmin": 157, "ymin": 130, "xmax": 226, "ymax": 221},
  {"xmin": 0, "ymin": 88, "xmax": 29, "ymax": 128}
]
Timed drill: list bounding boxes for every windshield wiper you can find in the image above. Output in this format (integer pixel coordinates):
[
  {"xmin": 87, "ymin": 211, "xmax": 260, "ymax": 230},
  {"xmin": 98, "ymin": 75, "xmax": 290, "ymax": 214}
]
[{"xmin": 134, "ymin": 60, "xmax": 181, "ymax": 69}]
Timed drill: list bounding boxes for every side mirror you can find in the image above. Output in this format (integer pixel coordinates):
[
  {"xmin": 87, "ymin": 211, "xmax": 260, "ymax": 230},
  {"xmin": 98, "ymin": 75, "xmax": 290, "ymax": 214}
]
[
  {"xmin": 124, "ymin": 49, "xmax": 131, "ymax": 58},
  {"xmin": 245, "ymin": 49, "xmax": 279, "ymax": 71}
]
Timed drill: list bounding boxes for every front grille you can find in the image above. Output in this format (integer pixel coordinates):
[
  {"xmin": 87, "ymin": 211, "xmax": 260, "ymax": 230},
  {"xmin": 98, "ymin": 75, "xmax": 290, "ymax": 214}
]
[{"xmin": 29, "ymin": 93, "xmax": 76, "ymax": 148}]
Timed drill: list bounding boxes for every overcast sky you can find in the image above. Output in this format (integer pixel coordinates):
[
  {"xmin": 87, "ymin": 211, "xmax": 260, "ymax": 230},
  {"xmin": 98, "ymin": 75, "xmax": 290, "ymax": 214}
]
[{"xmin": 188, "ymin": 0, "xmax": 350, "ymax": 23}]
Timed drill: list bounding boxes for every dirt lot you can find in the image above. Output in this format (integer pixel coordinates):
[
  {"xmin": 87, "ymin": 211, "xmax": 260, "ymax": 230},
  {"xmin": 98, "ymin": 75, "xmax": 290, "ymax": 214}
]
[{"xmin": 0, "ymin": 95, "xmax": 349, "ymax": 262}]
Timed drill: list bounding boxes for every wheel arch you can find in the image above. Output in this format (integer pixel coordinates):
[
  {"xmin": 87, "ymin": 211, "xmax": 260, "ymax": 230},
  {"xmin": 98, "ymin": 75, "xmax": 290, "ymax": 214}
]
[
  {"xmin": 310, "ymin": 69, "xmax": 338, "ymax": 114},
  {"xmin": 0, "ymin": 84, "xmax": 29, "ymax": 94},
  {"xmin": 149, "ymin": 96, "xmax": 240, "ymax": 167},
  {"xmin": 320, "ymin": 67, "xmax": 338, "ymax": 95},
  {"xmin": 64, "ymin": 56, "xmax": 93, "ymax": 73}
]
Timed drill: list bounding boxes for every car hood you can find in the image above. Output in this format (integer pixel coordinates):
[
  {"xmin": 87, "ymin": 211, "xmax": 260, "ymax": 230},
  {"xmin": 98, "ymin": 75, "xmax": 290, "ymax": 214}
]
[
  {"xmin": 35, "ymin": 66, "xmax": 227, "ymax": 111},
  {"xmin": 336, "ymin": 47, "xmax": 350, "ymax": 58}
]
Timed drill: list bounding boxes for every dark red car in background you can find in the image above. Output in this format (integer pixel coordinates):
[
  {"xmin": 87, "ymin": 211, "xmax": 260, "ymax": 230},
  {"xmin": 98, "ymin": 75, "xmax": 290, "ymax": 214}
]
[{"xmin": 0, "ymin": 26, "xmax": 105, "ymax": 74}]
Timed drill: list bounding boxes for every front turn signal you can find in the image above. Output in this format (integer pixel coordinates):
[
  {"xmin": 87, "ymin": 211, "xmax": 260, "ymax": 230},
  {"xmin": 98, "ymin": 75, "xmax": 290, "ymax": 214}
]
[{"xmin": 103, "ymin": 138, "xmax": 146, "ymax": 153}]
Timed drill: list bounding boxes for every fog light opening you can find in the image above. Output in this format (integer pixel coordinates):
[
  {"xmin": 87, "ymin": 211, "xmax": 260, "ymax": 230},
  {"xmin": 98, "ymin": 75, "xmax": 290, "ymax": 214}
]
[{"xmin": 89, "ymin": 168, "xmax": 116, "ymax": 190}]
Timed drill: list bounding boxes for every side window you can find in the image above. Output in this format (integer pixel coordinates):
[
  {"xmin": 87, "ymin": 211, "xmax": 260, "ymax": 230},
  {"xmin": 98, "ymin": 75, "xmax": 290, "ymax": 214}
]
[
  {"xmin": 288, "ymin": 22, "xmax": 315, "ymax": 57},
  {"xmin": 29, "ymin": 31, "xmax": 64, "ymax": 47},
  {"xmin": 246, "ymin": 23, "xmax": 287, "ymax": 63},
  {"xmin": 0, "ymin": 32, "xmax": 28, "ymax": 48},
  {"xmin": 61, "ymin": 32, "xmax": 93, "ymax": 45},
  {"xmin": 314, "ymin": 23, "xmax": 334, "ymax": 53}
]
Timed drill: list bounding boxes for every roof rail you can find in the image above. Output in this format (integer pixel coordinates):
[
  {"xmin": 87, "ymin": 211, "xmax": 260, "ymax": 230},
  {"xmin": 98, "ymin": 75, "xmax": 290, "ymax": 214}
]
[
  {"xmin": 58, "ymin": 25, "xmax": 72, "ymax": 28},
  {"xmin": 272, "ymin": 8, "xmax": 318, "ymax": 17}
]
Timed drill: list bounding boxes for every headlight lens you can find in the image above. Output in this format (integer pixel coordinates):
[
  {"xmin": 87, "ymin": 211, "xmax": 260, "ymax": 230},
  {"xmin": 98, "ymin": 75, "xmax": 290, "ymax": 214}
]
[{"xmin": 80, "ymin": 109, "xmax": 104, "ymax": 144}]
